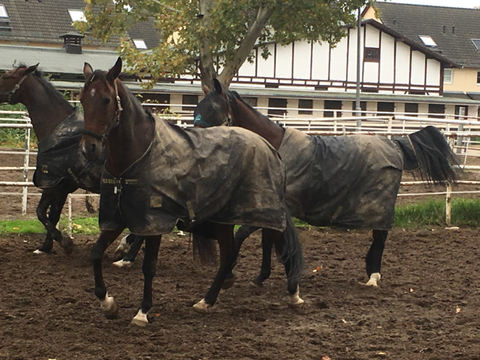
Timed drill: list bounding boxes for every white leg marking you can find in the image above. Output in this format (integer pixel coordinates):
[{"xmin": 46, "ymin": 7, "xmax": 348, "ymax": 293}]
[
  {"xmin": 33, "ymin": 249, "xmax": 44, "ymax": 255},
  {"xmin": 193, "ymin": 299, "xmax": 211, "ymax": 313},
  {"xmin": 365, "ymin": 272, "xmax": 381, "ymax": 287},
  {"xmin": 288, "ymin": 286, "xmax": 304, "ymax": 307},
  {"xmin": 112, "ymin": 259, "xmax": 133, "ymax": 268},
  {"xmin": 100, "ymin": 293, "xmax": 119, "ymax": 319},
  {"xmin": 114, "ymin": 235, "xmax": 129, "ymax": 254},
  {"xmin": 131, "ymin": 309, "xmax": 149, "ymax": 327},
  {"xmin": 178, "ymin": 230, "xmax": 186, "ymax": 236}
]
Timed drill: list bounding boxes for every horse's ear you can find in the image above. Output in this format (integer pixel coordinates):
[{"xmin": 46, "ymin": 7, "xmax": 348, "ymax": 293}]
[
  {"xmin": 213, "ymin": 78, "xmax": 223, "ymax": 95},
  {"xmin": 107, "ymin": 57, "xmax": 122, "ymax": 83},
  {"xmin": 202, "ymin": 84, "xmax": 210, "ymax": 95},
  {"xmin": 24, "ymin": 63, "xmax": 39, "ymax": 76},
  {"xmin": 83, "ymin": 62, "xmax": 93, "ymax": 78}
]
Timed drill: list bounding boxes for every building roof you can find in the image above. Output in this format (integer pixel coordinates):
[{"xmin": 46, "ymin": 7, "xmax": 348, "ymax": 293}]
[
  {"xmin": 370, "ymin": 2, "xmax": 480, "ymax": 68},
  {"xmin": 0, "ymin": 0, "xmax": 160, "ymax": 49}
]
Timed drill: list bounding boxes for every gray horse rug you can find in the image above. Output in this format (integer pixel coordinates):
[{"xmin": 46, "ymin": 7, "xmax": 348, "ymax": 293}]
[
  {"xmin": 99, "ymin": 120, "xmax": 288, "ymax": 236},
  {"xmin": 280, "ymin": 128, "xmax": 404, "ymax": 230},
  {"xmin": 33, "ymin": 111, "xmax": 104, "ymax": 193}
]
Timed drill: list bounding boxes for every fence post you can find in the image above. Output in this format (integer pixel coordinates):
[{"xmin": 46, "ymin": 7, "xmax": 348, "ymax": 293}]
[
  {"xmin": 22, "ymin": 125, "xmax": 31, "ymax": 216},
  {"xmin": 445, "ymin": 181, "xmax": 452, "ymax": 226},
  {"xmin": 68, "ymin": 194, "xmax": 73, "ymax": 238}
]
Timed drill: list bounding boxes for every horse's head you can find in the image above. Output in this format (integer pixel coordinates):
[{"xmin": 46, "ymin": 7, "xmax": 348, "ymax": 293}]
[
  {"xmin": 194, "ymin": 79, "xmax": 231, "ymax": 128},
  {"xmin": 0, "ymin": 64, "xmax": 39, "ymax": 104},
  {"xmin": 80, "ymin": 57, "xmax": 123, "ymax": 162}
]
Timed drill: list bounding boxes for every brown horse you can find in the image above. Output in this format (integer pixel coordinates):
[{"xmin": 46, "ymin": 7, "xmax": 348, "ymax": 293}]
[
  {"xmin": 195, "ymin": 78, "xmax": 459, "ymax": 287},
  {"xmin": 0, "ymin": 64, "xmax": 144, "ymax": 262},
  {"xmin": 79, "ymin": 58, "xmax": 304, "ymax": 326}
]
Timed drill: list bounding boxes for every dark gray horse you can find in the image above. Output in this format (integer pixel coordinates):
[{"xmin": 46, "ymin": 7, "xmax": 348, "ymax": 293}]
[{"xmin": 194, "ymin": 78, "xmax": 459, "ymax": 287}]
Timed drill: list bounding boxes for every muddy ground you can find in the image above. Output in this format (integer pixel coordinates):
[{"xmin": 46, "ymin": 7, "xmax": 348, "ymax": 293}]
[{"xmin": 1, "ymin": 150, "xmax": 480, "ymax": 359}]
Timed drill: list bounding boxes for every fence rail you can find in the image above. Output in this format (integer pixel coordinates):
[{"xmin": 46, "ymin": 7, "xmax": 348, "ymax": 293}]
[{"xmin": 1, "ymin": 106, "xmax": 480, "ymax": 236}]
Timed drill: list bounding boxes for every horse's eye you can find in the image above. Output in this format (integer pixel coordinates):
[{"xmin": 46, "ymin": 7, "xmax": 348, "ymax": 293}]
[{"xmin": 103, "ymin": 97, "xmax": 111, "ymax": 105}]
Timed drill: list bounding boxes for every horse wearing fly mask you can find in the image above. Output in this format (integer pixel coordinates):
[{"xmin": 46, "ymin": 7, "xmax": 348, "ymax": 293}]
[{"xmin": 195, "ymin": 78, "xmax": 459, "ymax": 288}]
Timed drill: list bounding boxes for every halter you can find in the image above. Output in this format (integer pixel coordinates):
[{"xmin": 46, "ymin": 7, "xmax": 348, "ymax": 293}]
[
  {"xmin": 81, "ymin": 78, "xmax": 124, "ymax": 143},
  {"xmin": 0, "ymin": 72, "xmax": 30, "ymax": 104}
]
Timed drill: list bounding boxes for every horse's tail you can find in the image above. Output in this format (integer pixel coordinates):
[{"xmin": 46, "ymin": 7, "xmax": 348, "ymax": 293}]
[
  {"xmin": 279, "ymin": 210, "xmax": 305, "ymax": 284},
  {"xmin": 408, "ymin": 126, "xmax": 459, "ymax": 184},
  {"xmin": 192, "ymin": 233, "xmax": 218, "ymax": 265}
]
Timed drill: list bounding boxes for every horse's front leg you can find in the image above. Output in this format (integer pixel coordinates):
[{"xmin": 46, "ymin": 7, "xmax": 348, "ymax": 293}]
[
  {"xmin": 131, "ymin": 236, "xmax": 161, "ymax": 326},
  {"xmin": 365, "ymin": 229, "xmax": 388, "ymax": 287},
  {"xmin": 193, "ymin": 224, "xmax": 238, "ymax": 312},
  {"xmin": 91, "ymin": 228, "xmax": 125, "ymax": 319}
]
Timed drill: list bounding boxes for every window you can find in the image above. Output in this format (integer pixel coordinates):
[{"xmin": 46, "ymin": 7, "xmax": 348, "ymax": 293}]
[
  {"xmin": 419, "ymin": 35, "xmax": 437, "ymax": 47},
  {"xmin": 298, "ymin": 99, "xmax": 313, "ymax": 115},
  {"xmin": 0, "ymin": 4, "xmax": 8, "ymax": 18},
  {"xmin": 324, "ymin": 100, "xmax": 342, "ymax": 118},
  {"xmin": 68, "ymin": 9, "xmax": 86, "ymax": 22},
  {"xmin": 428, "ymin": 104, "xmax": 445, "ymax": 118},
  {"xmin": 377, "ymin": 102, "xmax": 395, "ymax": 116},
  {"xmin": 471, "ymin": 39, "xmax": 480, "ymax": 50},
  {"xmin": 364, "ymin": 47, "xmax": 380, "ymax": 62},
  {"xmin": 444, "ymin": 68, "xmax": 452, "ymax": 84},
  {"xmin": 133, "ymin": 39, "xmax": 147, "ymax": 49},
  {"xmin": 405, "ymin": 103, "xmax": 418, "ymax": 116},
  {"xmin": 182, "ymin": 95, "xmax": 198, "ymax": 111},
  {"xmin": 268, "ymin": 98, "xmax": 287, "ymax": 116},
  {"xmin": 477, "ymin": 70, "xmax": 480, "ymax": 84},
  {"xmin": 455, "ymin": 105, "xmax": 468, "ymax": 119}
]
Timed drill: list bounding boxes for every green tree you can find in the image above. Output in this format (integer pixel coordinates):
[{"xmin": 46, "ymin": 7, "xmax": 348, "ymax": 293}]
[{"xmin": 77, "ymin": 0, "xmax": 368, "ymax": 88}]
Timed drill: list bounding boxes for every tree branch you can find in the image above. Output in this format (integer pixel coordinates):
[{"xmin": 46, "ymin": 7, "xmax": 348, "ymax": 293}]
[{"xmin": 218, "ymin": 5, "xmax": 274, "ymax": 86}]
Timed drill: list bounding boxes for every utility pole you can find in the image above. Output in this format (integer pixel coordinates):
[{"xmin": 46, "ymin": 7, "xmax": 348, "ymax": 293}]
[{"xmin": 355, "ymin": 7, "xmax": 362, "ymax": 131}]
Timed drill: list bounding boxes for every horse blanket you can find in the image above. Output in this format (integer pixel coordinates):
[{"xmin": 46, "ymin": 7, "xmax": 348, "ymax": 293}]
[
  {"xmin": 33, "ymin": 111, "xmax": 104, "ymax": 193},
  {"xmin": 99, "ymin": 120, "xmax": 288, "ymax": 236},
  {"xmin": 280, "ymin": 128, "xmax": 404, "ymax": 230}
]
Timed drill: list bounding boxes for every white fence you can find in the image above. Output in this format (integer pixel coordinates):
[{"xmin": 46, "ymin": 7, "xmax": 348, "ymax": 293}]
[{"xmin": 1, "ymin": 105, "xmax": 480, "ymax": 235}]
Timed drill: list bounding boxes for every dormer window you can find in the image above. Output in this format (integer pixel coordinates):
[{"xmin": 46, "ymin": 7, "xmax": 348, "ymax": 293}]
[
  {"xmin": 471, "ymin": 39, "xmax": 480, "ymax": 51},
  {"xmin": 68, "ymin": 9, "xmax": 86, "ymax": 22},
  {"xmin": 133, "ymin": 39, "xmax": 147, "ymax": 49},
  {"xmin": 0, "ymin": 4, "xmax": 8, "ymax": 18},
  {"xmin": 419, "ymin": 35, "xmax": 437, "ymax": 47}
]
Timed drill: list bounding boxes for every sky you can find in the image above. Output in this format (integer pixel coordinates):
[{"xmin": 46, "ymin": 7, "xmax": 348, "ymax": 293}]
[{"xmin": 374, "ymin": 0, "xmax": 480, "ymax": 8}]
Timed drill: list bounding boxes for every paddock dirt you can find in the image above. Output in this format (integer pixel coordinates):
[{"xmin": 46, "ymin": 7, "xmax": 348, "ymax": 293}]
[{"xmin": 1, "ymin": 150, "xmax": 480, "ymax": 359}]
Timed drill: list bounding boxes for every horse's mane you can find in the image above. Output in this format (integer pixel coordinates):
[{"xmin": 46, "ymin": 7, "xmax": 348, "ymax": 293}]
[
  {"xmin": 229, "ymin": 90, "xmax": 270, "ymax": 121},
  {"xmin": 17, "ymin": 64, "xmax": 74, "ymax": 110}
]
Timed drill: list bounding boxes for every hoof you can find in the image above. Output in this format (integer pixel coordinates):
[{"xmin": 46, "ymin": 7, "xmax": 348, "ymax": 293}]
[
  {"xmin": 101, "ymin": 294, "xmax": 119, "ymax": 319},
  {"xmin": 365, "ymin": 273, "xmax": 381, "ymax": 287},
  {"xmin": 131, "ymin": 310, "xmax": 149, "ymax": 327},
  {"xmin": 61, "ymin": 237, "xmax": 74, "ymax": 255},
  {"xmin": 250, "ymin": 276, "xmax": 264, "ymax": 288},
  {"xmin": 193, "ymin": 299, "xmax": 211, "ymax": 313},
  {"xmin": 288, "ymin": 287, "xmax": 304, "ymax": 308},
  {"xmin": 222, "ymin": 274, "xmax": 236, "ymax": 289},
  {"xmin": 33, "ymin": 249, "xmax": 46, "ymax": 255},
  {"xmin": 112, "ymin": 259, "xmax": 133, "ymax": 268}
]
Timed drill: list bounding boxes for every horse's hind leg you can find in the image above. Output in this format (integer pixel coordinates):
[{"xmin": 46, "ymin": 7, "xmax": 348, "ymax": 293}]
[
  {"xmin": 48, "ymin": 189, "xmax": 74, "ymax": 254},
  {"xmin": 365, "ymin": 229, "xmax": 388, "ymax": 287},
  {"xmin": 222, "ymin": 225, "xmax": 259, "ymax": 289},
  {"xmin": 91, "ymin": 228, "xmax": 125, "ymax": 319},
  {"xmin": 34, "ymin": 191, "xmax": 55, "ymax": 254},
  {"xmin": 193, "ymin": 224, "xmax": 238, "ymax": 312},
  {"xmin": 113, "ymin": 235, "xmax": 144, "ymax": 267},
  {"xmin": 251, "ymin": 228, "xmax": 273, "ymax": 287},
  {"xmin": 265, "ymin": 217, "xmax": 305, "ymax": 307},
  {"xmin": 131, "ymin": 236, "xmax": 161, "ymax": 327}
]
